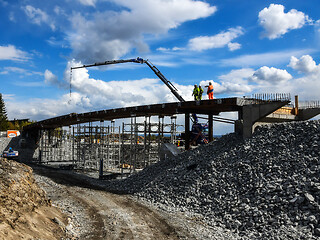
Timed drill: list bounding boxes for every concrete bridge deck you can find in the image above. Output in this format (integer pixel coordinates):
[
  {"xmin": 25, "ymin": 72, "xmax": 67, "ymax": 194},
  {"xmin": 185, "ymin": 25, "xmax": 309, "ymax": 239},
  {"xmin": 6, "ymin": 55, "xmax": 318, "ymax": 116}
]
[
  {"xmin": 24, "ymin": 98, "xmax": 243, "ymax": 130},
  {"xmin": 24, "ymin": 97, "xmax": 293, "ymax": 144}
]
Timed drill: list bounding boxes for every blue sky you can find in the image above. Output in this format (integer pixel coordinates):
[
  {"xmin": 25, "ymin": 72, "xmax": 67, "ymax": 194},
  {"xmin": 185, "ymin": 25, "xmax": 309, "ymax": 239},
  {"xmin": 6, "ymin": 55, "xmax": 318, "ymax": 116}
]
[{"xmin": 1, "ymin": 0, "xmax": 320, "ymax": 133}]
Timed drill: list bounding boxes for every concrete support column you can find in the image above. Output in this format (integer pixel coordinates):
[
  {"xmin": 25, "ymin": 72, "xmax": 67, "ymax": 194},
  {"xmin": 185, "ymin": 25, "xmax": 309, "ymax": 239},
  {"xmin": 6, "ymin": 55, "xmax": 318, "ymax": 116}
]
[
  {"xmin": 295, "ymin": 95, "xmax": 299, "ymax": 115},
  {"xmin": 208, "ymin": 114, "xmax": 213, "ymax": 142},
  {"xmin": 240, "ymin": 101, "xmax": 290, "ymax": 139},
  {"xmin": 185, "ymin": 113, "xmax": 190, "ymax": 150}
]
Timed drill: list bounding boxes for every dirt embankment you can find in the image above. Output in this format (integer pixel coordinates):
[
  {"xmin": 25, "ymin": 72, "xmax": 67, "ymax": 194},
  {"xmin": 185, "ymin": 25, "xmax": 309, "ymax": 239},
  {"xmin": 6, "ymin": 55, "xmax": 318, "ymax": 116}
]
[{"xmin": 0, "ymin": 158, "xmax": 69, "ymax": 240}]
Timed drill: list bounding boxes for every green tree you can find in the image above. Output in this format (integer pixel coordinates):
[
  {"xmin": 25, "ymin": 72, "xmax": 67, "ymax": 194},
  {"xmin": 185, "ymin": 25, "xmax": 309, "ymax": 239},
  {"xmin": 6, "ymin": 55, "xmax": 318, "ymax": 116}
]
[{"xmin": 0, "ymin": 93, "xmax": 9, "ymax": 131}]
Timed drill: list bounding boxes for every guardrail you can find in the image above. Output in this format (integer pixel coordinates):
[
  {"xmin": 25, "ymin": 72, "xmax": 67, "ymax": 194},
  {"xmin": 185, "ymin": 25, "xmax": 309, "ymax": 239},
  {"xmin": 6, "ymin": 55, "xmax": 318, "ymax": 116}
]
[
  {"xmin": 298, "ymin": 101, "xmax": 320, "ymax": 109},
  {"xmin": 251, "ymin": 93, "xmax": 291, "ymax": 102}
]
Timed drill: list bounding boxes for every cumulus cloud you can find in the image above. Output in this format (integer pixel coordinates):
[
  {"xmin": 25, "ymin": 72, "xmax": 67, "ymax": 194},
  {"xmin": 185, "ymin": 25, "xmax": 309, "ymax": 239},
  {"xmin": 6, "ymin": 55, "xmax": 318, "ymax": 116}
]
[
  {"xmin": 219, "ymin": 68, "xmax": 255, "ymax": 85},
  {"xmin": 67, "ymin": 59, "xmax": 195, "ymax": 107},
  {"xmin": 5, "ymin": 58, "xmax": 197, "ymax": 120},
  {"xmin": 240, "ymin": 55, "xmax": 320, "ymax": 100},
  {"xmin": 250, "ymin": 66, "xmax": 292, "ymax": 84},
  {"xmin": 288, "ymin": 55, "xmax": 320, "ymax": 74},
  {"xmin": 44, "ymin": 69, "xmax": 64, "ymax": 87},
  {"xmin": 0, "ymin": 45, "xmax": 29, "ymax": 61},
  {"xmin": 8, "ymin": 55, "xmax": 320, "ymax": 120},
  {"xmin": 6, "ymin": 92, "xmax": 93, "ymax": 121},
  {"xmin": 188, "ymin": 27, "xmax": 244, "ymax": 51},
  {"xmin": 23, "ymin": 5, "xmax": 55, "ymax": 30},
  {"xmin": 286, "ymin": 55, "xmax": 320, "ymax": 99},
  {"xmin": 197, "ymin": 68, "xmax": 254, "ymax": 96},
  {"xmin": 67, "ymin": 0, "xmax": 216, "ymax": 62},
  {"xmin": 258, "ymin": 4, "xmax": 311, "ymax": 39}
]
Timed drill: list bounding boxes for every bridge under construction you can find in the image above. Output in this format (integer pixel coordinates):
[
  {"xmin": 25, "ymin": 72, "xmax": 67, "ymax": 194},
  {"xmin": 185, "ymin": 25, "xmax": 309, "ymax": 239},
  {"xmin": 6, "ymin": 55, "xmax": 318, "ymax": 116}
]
[{"xmin": 23, "ymin": 94, "xmax": 320, "ymax": 178}]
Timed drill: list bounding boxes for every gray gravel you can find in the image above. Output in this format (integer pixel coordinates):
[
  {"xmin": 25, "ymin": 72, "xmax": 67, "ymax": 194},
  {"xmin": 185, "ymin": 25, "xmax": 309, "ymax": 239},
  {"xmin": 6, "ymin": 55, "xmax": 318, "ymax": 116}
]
[
  {"xmin": 106, "ymin": 120, "xmax": 320, "ymax": 239},
  {"xmin": 0, "ymin": 137, "xmax": 11, "ymax": 153}
]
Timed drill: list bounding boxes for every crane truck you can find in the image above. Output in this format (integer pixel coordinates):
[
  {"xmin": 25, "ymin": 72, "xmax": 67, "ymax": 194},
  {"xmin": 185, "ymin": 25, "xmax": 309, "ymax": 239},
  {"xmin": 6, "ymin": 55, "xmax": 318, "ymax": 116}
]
[{"xmin": 71, "ymin": 57, "xmax": 209, "ymax": 145}]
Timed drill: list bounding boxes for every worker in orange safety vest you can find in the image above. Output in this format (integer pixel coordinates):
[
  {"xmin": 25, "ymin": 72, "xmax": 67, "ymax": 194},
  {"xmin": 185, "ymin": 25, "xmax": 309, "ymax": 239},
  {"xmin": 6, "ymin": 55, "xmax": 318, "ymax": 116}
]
[{"xmin": 207, "ymin": 82, "xmax": 214, "ymax": 99}]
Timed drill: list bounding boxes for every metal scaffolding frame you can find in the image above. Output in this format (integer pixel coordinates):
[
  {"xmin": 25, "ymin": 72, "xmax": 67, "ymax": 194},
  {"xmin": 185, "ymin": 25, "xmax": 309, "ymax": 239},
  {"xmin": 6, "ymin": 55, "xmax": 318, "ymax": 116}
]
[{"xmin": 37, "ymin": 116, "xmax": 184, "ymax": 177}]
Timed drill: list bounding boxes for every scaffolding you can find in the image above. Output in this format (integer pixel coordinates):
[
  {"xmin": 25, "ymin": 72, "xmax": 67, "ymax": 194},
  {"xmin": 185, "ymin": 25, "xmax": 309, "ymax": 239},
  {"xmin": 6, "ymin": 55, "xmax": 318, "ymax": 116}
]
[{"xmin": 37, "ymin": 116, "xmax": 184, "ymax": 177}]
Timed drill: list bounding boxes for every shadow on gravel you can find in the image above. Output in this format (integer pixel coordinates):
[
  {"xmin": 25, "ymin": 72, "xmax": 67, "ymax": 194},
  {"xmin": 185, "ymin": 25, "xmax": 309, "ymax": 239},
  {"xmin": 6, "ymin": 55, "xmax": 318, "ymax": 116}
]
[{"xmin": 27, "ymin": 163, "xmax": 129, "ymax": 194}]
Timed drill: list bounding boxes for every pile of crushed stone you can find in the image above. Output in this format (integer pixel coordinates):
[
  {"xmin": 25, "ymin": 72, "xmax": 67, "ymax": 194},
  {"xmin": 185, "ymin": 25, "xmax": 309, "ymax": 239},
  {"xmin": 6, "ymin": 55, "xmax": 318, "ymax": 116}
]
[
  {"xmin": 0, "ymin": 158, "xmax": 68, "ymax": 239},
  {"xmin": 108, "ymin": 120, "xmax": 320, "ymax": 239}
]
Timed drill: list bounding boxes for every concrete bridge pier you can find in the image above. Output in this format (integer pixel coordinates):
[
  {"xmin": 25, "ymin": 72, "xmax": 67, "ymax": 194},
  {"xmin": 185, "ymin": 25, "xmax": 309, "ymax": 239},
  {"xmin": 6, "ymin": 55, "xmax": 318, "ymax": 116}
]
[{"xmin": 235, "ymin": 101, "xmax": 289, "ymax": 139}]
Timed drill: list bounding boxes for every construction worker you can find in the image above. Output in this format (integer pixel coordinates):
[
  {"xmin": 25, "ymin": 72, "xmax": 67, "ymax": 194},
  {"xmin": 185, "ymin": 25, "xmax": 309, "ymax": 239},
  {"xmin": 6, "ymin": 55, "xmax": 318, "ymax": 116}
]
[
  {"xmin": 207, "ymin": 82, "xmax": 214, "ymax": 99},
  {"xmin": 192, "ymin": 84, "xmax": 199, "ymax": 101},
  {"xmin": 198, "ymin": 86, "xmax": 203, "ymax": 100}
]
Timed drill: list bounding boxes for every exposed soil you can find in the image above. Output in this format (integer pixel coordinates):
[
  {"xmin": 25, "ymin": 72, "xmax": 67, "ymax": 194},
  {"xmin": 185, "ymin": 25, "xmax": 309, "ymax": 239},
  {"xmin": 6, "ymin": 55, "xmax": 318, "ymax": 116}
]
[{"xmin": 0, "ymin": 158, "xmax": 69, "ymax": 240}]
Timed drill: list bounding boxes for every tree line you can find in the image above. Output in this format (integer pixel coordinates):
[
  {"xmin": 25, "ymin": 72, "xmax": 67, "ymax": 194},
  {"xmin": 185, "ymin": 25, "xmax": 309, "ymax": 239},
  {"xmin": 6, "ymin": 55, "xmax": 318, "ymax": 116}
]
[{"xmin": 0, "ymin": 93, "xmax": 33, "ymax": 131}]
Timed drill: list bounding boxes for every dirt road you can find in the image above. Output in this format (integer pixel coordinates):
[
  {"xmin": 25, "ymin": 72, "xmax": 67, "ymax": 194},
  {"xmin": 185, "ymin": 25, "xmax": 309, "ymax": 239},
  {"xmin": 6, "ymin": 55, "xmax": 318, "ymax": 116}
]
[{"xmin": 32, "ymin": 167, "xmax": 209, "ymax": 239}]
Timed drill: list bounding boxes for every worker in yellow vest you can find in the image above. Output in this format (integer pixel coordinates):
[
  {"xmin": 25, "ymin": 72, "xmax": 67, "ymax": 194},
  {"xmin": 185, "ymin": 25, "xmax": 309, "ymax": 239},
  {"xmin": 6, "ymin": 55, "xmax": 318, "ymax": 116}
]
[
  {"xmin": 198, "ymin": 85, "xmax": 204, "ymax": 100},
  {"xmin": 192, "ymin": 84, "xmax": 199, "ymax": 101}
]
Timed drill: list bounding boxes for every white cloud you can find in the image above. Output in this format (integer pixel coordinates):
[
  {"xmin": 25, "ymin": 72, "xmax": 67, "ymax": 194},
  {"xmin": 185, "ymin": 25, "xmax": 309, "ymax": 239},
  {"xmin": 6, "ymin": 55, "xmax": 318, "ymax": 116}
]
[
  {"xmin": 286, "ymin": 55, "xmax": 320, "ymax": 100},
  {"xmin": 54, "ymin": 6, "xmax": 65, "ymax": 16},
  {"xmin": 7, "ymin": 55, "xmax": 320, "ymax": 121},
  {"xmin": 0, "ymin": 67, "xmax": 24, "ymax": 75},
  {"xmin": 250, "ymin": 66, "xmax": 292, "ymax": 84},
  {"xmin": 78, "ymin": 0, "xmax": 97, "ymax": 7},
  {"xmin": 6, "ymin": 93, "xmax": 92, "ymax": 121},
  {"xmin": 172, "ymin": 47, "xmax": 185, "ymax": 51},
  {"xmin": 5, "ymin": 59, "xmax": 196, "ymax": 120},
  {"xmin": 23, "ymin": 5, "xmax": 56, "ymax": 30},
  {"xmin": 197, "ymin": 68, "xmax": 254, "ymax": 96},
  {"xmin": 0, "ymin": 67, "xmax": 42, "ymax": 76},
  {"xmin": 227, "ymin": 42, "xmax": 241, "ymax": 51},
  {"xmin": 240, "ymin": 56, "xmax": 320, "ymax": 100},
  {"xmin": 157, "ymin": 47, "xmax": 170, "ymax": 52},
  {"xmin": 220, "ymin": 49, "xmax": 315, "ymax": 67},
  {"xmin": 2, "ymin": 94, "xmax": 15, "ymax": 100},
  {"xmin": 288, "ymin": 55, "xmax": 320, "ymax": 74},
  {"xmin": 44, "ymin": 69, "xmax": 68, "ymax": 88},
  {"xmin": 156, "ymin": 46, "xmax": 185, "ymax": 52},
  {"xmin": 67, "ymin": 0, "xmax": 216, "ymax": 62},
  {"xmin": 258, "ymin": 4, "xmax": 311, "ymax": 39},
  {"xmin": 0, "ymin": 45, "xmax": 29, "ymax": 61},
  {"xmin": 67, "ymin": 59, "xmax": 194, "ymax": 107},
  {"xmin": 44, "ymin": 70, "xmax": 58, "ymax": 84},
  {"xmin": 219, "ymin": 68, "xmax": 255, "ymax": 85},
  {"xmin": 188, "ymin": 27, "xmax": 244, "ymax": 51}
]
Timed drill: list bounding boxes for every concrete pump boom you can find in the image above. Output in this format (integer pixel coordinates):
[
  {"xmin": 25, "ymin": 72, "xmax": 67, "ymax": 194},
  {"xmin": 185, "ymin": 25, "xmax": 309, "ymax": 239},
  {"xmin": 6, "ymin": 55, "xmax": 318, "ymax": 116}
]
[{"xmin": 71, "ymin": 57, "xmax": 185, "ymax": 103}]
